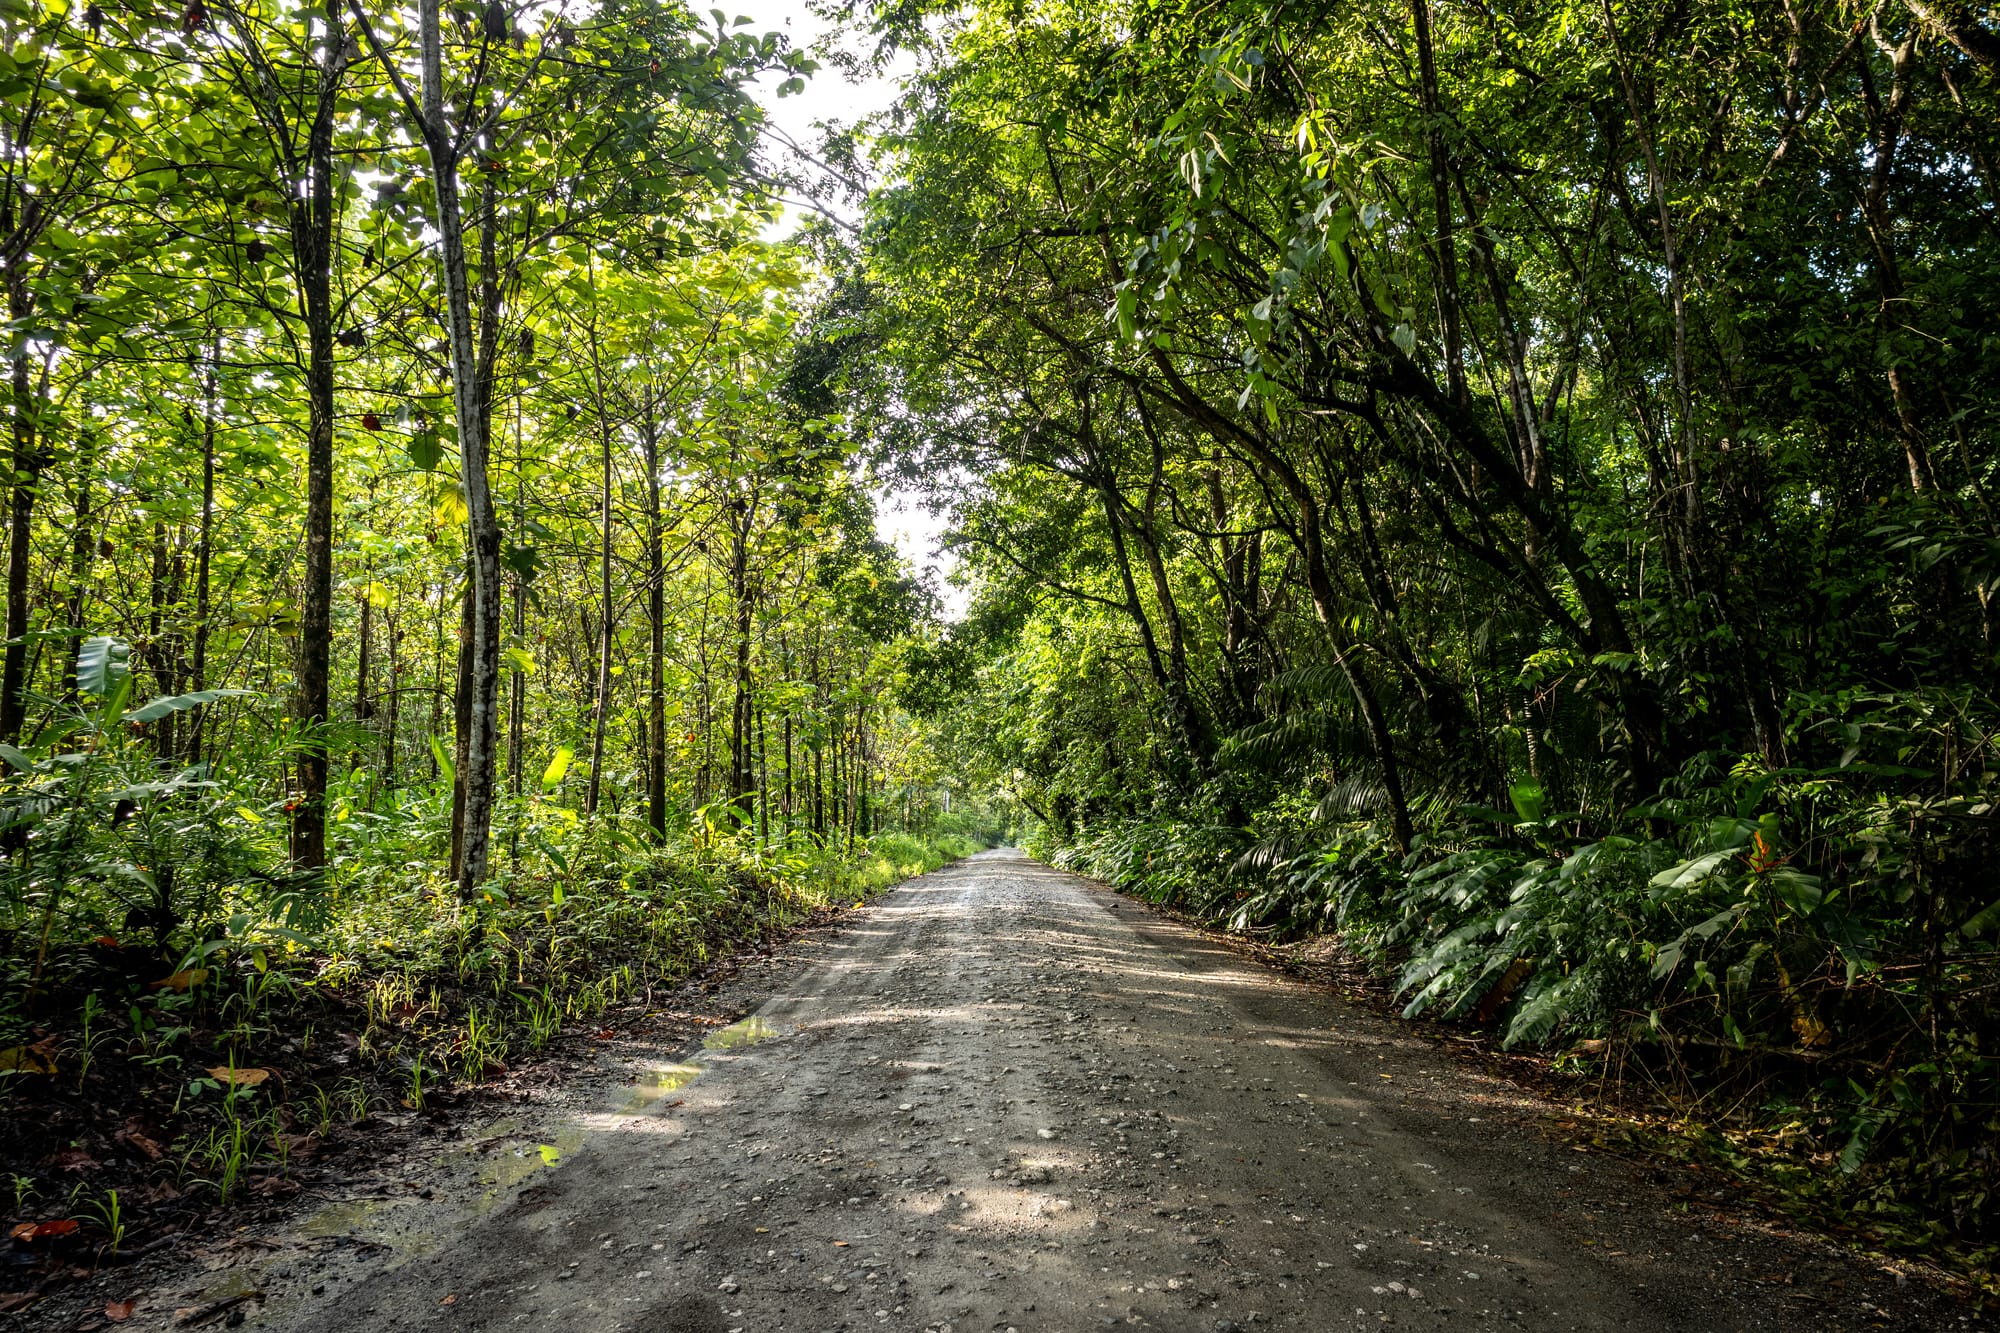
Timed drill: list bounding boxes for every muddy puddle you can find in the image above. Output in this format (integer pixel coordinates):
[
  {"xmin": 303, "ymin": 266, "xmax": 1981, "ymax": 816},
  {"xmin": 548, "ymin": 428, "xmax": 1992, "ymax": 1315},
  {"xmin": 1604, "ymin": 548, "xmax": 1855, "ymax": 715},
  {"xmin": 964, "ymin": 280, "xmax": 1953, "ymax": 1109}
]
[{"xmin": 703, "ymin": 1014, "xmax": 778, "ymax": 1050}]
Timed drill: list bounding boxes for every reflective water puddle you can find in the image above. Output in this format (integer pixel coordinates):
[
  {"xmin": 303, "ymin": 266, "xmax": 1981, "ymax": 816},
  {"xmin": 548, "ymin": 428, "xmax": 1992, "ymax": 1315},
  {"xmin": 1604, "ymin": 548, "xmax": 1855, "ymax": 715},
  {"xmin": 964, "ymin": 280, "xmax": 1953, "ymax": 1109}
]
[
  {"xmin": 617, "ymin": 1062, "xmax": 704, "ymax": 1113},
  {"xmin": 703, "ymin": 1014, "xmax": 778, "ymax": 1051}
]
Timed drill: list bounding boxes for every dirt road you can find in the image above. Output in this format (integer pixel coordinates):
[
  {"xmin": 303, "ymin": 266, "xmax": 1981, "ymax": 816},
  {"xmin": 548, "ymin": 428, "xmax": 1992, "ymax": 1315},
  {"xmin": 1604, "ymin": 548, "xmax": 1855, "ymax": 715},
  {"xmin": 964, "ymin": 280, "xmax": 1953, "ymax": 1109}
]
[{"xmin": 128, "ymin": 850, "xmax": 1973, "ymax": 1332}]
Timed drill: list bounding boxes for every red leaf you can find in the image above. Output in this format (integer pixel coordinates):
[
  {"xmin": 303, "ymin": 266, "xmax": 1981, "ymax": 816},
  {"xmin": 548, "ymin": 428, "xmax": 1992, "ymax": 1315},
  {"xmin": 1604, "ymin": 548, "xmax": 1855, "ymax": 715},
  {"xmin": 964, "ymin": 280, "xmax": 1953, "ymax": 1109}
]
[{"xmin": 106, "ymin": 1297, "xmax": 137, "ymax": 1321}]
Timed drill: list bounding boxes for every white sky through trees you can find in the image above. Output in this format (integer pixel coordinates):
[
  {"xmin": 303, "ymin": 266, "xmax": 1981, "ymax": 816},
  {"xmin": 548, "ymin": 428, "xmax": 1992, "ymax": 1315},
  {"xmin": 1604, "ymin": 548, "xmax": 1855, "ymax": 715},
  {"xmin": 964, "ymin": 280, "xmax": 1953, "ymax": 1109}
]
[{"xmin": 731, "ymin": 1, "xmax": 965, "ymax": 617}]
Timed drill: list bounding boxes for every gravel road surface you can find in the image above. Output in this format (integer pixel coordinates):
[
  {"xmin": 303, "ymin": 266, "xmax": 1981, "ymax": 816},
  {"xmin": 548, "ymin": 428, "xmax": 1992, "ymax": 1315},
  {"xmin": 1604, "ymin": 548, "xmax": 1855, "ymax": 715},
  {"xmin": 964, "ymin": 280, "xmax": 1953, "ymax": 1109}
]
[{"xmin": 121, "ymin": 850, "xmax": 1977, "ymax": 1332}]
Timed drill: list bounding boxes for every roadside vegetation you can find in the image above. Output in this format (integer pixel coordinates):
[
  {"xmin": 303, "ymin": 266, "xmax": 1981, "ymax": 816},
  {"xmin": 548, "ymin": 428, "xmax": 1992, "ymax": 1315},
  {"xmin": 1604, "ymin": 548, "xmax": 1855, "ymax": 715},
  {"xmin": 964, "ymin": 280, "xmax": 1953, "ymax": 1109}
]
[
  {"xmin": 852, "ymin": 0, "xmax": 2000, "ymax": 1284},
  {"xmin": 0, "ymin": 0, "xmax": 997, "ymax": 1291}
]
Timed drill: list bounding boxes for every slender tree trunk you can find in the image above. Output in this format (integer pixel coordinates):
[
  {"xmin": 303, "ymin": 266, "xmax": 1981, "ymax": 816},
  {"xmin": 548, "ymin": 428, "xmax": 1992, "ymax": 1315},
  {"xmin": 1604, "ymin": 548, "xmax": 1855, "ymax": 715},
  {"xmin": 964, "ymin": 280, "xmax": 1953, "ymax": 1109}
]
[
  {"xmin": 288, "ymin": 21, "xmax": 342, "ymax": 872},
  {"xmin": 449, "ymin": 575, "xmax": 473, "ymax": 881},
  {"xmin": 399, "ymin": 0, "xmax": 502, "ymax": 895},
  {"xmin": 384, "ymin": 611, "xmax": 400, "ymax": 786},
  {"xmin": 643, "ymin": 410, "xmax": 666, "ymax": 841},
  {"xmin": 585, "ymin": 331, "xmax": 614, "ymax": 817},
  {"xmin": 62, "ymin": 428, "xmax": 99, "ymax": 703},
  {"xmin": 1, "ymin": 272, "xmax": 41, "ymax": 743},
  {"xmin": 727, "ymin": 494, "xmax": 755, "ymax": 817},
  {"xmin": 1412, "ymin": 0, "xmax": 1467, "ymax": 410},
  {"xmin": 756, "ymin": 705, "xmax": 768, "ymax": 845},
  {"xmin": 507, "ymin": 402, "xmax": 525, "ymax": 816},
  {"xmin": 187, "ymin": 353, "xmax": 217, "ymax": 764},
  {"xmin": 355, "ymin": 587, "xmax": 373, "ymax": 722},
  {"xmin": 507, "ymin": 572, "xmax": 525, "ymax": 791},
  {"xmin": 146, "ymin": 509, "xmax": 177, "ymax": 760}
]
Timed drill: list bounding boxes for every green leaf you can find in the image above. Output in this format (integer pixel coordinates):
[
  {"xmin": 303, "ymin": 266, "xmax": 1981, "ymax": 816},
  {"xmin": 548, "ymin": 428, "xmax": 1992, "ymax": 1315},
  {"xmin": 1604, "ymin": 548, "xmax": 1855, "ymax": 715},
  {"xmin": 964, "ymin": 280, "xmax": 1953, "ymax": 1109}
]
[
  {"xmin": 540, "ymin": 746, "xmax": 574, "ymax": 791},
  {"xmin": 128, "ymin": 689, "xmax": 255, "ymax": 724},
  {"xmin": 430, "ymin": 736, "xmax": 456, "ymax": 787},
  {"xmin": 1768, "ymin": 869, "xmax": 1823, "ymax": 917},
  {"xmin": 408, "ymin": 429, "xmax": 444, "ymax": 471},
  {"xmin": 535, "ymin": 832, "xmax": 571, "ymax": 877},
  {"xmin": 1508, "ymin": 778, "xmax": 1546, "ymax": 824},
  {"xmin": 1649, "ymin": 849, "xmax": 1737, "ymax": 894},
  {"xmin": 1958, "ymin": 896, "xmax": 2000, "ymax": 938},
  {"xmin": 76, "ymin": 635, "xmax": 131, "ymax": 697}
]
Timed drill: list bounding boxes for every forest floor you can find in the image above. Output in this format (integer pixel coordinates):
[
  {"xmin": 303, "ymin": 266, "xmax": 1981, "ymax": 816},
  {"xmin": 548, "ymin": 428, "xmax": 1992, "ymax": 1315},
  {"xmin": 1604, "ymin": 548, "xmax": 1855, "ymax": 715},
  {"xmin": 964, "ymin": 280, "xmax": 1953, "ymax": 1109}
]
[{"xmin": 9, "ymin": 849, "xmax": 1987, "ymax": 1333}]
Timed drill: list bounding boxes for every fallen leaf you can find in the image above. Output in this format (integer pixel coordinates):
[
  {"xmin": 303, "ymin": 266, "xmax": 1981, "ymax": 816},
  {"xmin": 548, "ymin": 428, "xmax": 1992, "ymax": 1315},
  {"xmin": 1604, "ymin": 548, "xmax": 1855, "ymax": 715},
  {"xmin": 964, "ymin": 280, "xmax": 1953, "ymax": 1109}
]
[
  {"xmin": 9, "ymin": 1219, "xmax": 79, "ymax": 1241},
  {"xmin": 592, "ymin": 1028, "xmax": 614, "ymax": 1041},
  {"xmin": 0, "ymin": 1293, "xmax": 38, "ymax": 1313},
  {"xmin": 440, "ymin": 1293, "xmax": 457, "ymax": 1306},
  {"xmin": 0, "ymin": 1044, "xmax": 55, "ymax": 1075},
  {"xmin": 106, "ymin": 1297, "xmax": 137, "ymax": 1321},
  {"xmin": 125, "ymin": 1133, "xmax": 165, "ymax": 1162},
  {"xmin": 152, "ymin": 969, "xmax": 209, "ymax": 993},
  {"xmin": 205, "ymin": 1066, "xmax": 272, "ymax": 1087}
]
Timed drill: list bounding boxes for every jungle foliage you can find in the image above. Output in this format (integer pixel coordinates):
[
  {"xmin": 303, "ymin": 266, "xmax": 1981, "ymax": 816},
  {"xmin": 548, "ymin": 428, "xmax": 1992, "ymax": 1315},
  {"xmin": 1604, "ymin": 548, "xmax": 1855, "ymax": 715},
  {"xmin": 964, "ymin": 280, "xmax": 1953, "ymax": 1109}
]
[
  {"xmin": 0, "ymin": 0, "xmax": 993, "ymax": 1248},
  {"xmin": 849, "ymin": 0, "xmax": 2000, "ymax": 1266}
]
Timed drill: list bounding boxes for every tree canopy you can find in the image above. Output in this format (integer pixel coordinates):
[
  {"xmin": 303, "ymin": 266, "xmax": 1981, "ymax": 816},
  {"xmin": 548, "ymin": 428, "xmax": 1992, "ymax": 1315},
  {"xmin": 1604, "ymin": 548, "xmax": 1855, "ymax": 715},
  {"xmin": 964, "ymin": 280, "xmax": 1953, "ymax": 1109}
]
[{"xmin": 0, "ymin": 0, "xmax": 1996, "ymax": 1282}]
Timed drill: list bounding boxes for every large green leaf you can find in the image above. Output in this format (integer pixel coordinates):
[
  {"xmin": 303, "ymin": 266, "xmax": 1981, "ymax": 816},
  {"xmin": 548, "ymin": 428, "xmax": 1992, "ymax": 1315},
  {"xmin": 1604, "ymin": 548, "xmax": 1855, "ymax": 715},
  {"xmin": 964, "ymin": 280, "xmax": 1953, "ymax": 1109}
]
[
  {"xmin": 76, "ymin": 635, "xmax": 130, "ymax": 697},
  {"xmin": 128, "ymin": 688, "xmax": 256, "ymax": 724}
]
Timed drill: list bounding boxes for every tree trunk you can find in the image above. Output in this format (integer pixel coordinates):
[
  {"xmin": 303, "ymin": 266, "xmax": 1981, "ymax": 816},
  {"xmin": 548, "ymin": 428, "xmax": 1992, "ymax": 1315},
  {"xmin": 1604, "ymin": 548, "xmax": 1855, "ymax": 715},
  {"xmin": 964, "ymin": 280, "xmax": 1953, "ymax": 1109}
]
[
  {"xmin": 2, "ymin": 273, "xmax": 41, "ymax": 743},
  {"xmin": 585, "ymin": 334, "xmax": 614, "ymax": 817},
  {"xmin": 187, "ymin": 352, "xmax": 217, "ymax": 765},
  {"xmin": 288, "ymin": 17, "xmax": 342, "ymax": 872},
  {"xmin": 384, "ymin": 611, "xmax": 400, "ymax": 785},
  {"xmin": 643, "ymin": 410, "xmax": 667, "ymax": 841},
  {"xmin": 727, "ymin": 494, "xmax": 755, "ymax": 819},
  {"xmin": 404, "ymin": 0, "xmax": 503, "ymax": 896}
]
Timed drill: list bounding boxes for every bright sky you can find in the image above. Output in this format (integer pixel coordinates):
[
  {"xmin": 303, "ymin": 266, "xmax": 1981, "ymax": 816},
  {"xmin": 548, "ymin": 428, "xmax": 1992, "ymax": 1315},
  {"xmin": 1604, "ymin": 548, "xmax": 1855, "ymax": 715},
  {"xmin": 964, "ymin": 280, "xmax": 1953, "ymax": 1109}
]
[{"xmin": 729, "ymin": 2, "xmax": 967, "ymax": 619}]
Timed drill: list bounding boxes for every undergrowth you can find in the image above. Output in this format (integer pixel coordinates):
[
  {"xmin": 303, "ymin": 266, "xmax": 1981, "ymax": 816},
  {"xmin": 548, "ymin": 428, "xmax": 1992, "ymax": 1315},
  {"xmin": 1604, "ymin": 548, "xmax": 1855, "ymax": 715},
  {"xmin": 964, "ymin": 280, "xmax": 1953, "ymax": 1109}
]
[
  {"xmin": 1040, "ymin": 691, "xmax": 2000, "ymax": 1284},
  {"xmin": 0, "ymin": 711, "xmax": 988, "ymax": 1256}
]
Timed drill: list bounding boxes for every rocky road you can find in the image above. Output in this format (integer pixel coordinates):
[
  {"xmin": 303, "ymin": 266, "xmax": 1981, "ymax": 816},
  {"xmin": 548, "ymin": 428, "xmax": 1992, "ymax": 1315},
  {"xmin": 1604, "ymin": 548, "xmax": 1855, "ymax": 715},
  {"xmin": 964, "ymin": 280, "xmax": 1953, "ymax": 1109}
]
[{"xmin": 126, "ymin": 850, "xmax": 1977, "ymax": 1332}]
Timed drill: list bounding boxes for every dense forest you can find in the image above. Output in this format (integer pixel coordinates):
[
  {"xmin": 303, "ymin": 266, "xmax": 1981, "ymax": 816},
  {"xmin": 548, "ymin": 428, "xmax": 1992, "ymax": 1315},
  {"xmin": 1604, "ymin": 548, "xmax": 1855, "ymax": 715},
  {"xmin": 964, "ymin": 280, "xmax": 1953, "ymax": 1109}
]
[
  {"xmin": 1, "ymin": 0, "xmax": 1996, "ymax": 1297},
  {"xmin": 851, "ymin": 0, "xmax": 2000, "ymax": 1270},
  {"xmin": 0, "ymin": 0, "xmax": 994, "ymax": 1249}
]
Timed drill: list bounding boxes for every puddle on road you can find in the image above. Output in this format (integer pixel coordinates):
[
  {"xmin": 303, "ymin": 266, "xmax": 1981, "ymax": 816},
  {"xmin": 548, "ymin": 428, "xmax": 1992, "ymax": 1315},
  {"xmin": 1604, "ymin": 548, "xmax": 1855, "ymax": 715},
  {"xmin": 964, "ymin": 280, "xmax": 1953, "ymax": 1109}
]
[
  {"xmin": 617, "ymin": 1063, "xmax": 704, "ymax": 1113},
  {"xmin": 606, "ymin": 1016, "xmax": 777, "ymax": 1113},
  {"xmin": 296, "ymin": 1121, "xmax": 589, "ymax": 1251},
  {"xmin": 474, "ymin": 1124, "xmax": 586, "ymax": 1199},
  {"xmin": 703, "ymin": 1014, "xmax": 778, "ymax": 1050},
  {"xmin": 298, "ymin": 1197, "xmax": 402, "ymax": 1240}
]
